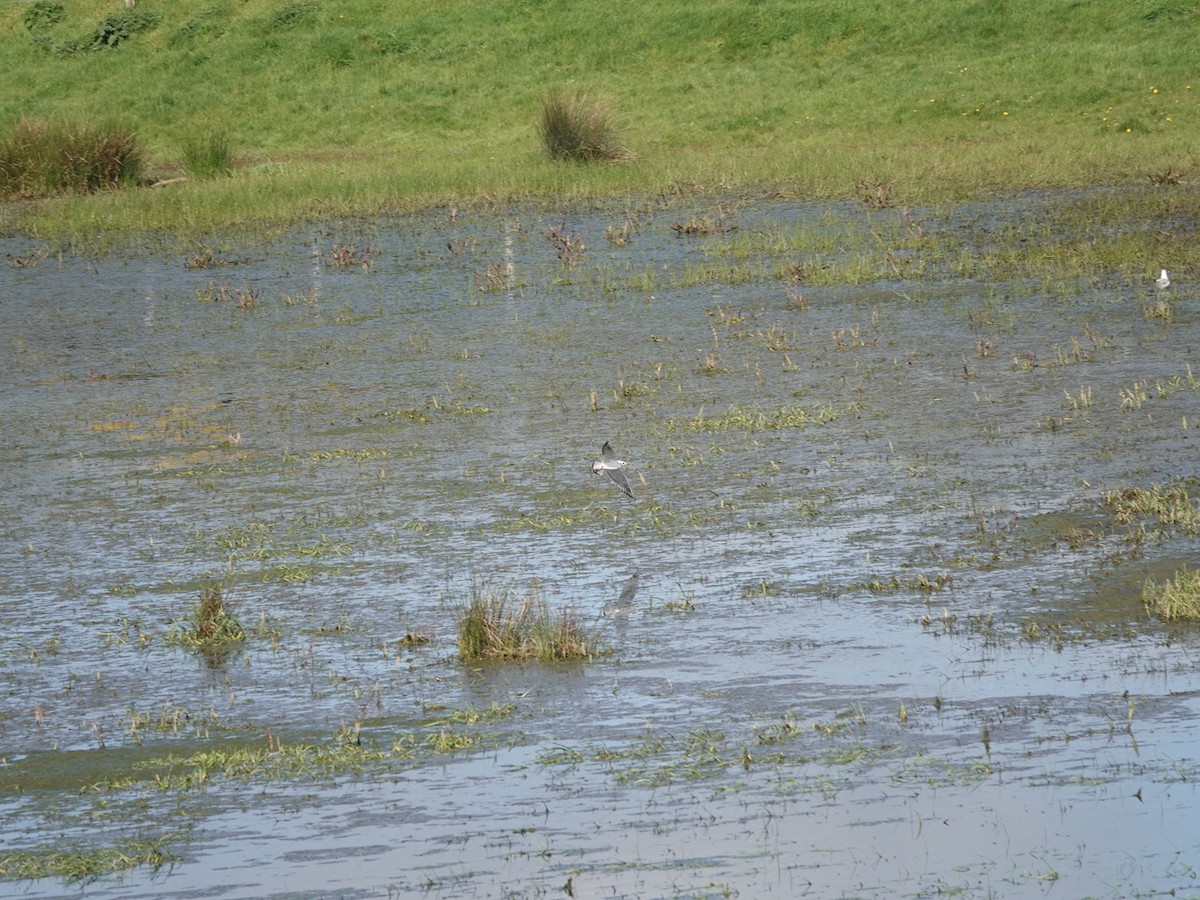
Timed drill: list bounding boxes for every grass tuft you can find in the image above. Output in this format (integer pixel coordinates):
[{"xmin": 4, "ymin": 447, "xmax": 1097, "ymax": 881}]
[
  {"xmin": 456, "ymin": 585, "xmax": 592, "ymax": 661},
  {"xmin": 1102, "ymin": 481, "xmax": 1200, "ymax": 532},
  {"xmin": 0, "ymin": 118, "xmax": 141, "ymax": 197},
  {"xmin": 179, "ymin": 127, "xmax": 233, "ymax": 180},
  {"xmin": 168, "ymin": 578, "xmax": 245, "ymax": 657},
  {"xmin": 1142, "ymin": 568, "xmax": 1200, "ymax": 622},
  {"xmin": 539, "ymin": 90, "xmax": 631, "ymax": 163}
]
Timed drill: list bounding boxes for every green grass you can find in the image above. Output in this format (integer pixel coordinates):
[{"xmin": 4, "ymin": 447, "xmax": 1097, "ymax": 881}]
[
  {"xmin": 1102, "ymin": 481, "xmax": 1200, "ymax": 533},
  {"xmin": 0, "ymin": 0, "xmax": 1198, "ymax": 241},
  {"xmin": 456, "ymin": 585, "xmax": 593, "ymax": 661},
  {"xmin": 166, "ymin": 578, "xmax": 245, "ymax": 657},
  {"xmin": 1143, "ymin": 568, "xmax": 1200, "ymax": 622},
  {"xmin": 672, "ymin": 403, "xmax": 841, "ymax": 433},
  {"xmin": 0, "ymin": 835, "xmax": 179, "ymax": 883},
  {"xmin": 0, "ymin": 117, "xmax": 141, "ymax": 196},
  {"xmin": 179, "ymin": 126, "xmax": 233, "ymax": 180},
  {"xmin": 539, "ymin": 89, "xmax": 630, "ymax": 163}
]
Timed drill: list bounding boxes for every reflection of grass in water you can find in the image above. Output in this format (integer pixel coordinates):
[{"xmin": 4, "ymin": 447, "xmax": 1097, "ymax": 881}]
[{"xmin": 1143, "ymin": 569, "xmax": 1200, "ymax": 622}]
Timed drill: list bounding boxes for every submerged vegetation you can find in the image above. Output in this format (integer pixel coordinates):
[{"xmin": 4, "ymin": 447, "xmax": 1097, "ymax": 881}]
[
  {"xmin": 0, "ymin": 836, "xmax": 179, "ymax": 884},
  {"xmin": 677, "ymin": 403, "xmax": 842, "ymax": 433}
]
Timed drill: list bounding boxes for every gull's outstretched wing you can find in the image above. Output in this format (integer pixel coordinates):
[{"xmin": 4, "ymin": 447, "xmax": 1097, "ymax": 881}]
[{"xmin": 605, "ymin": 466, "xmax": 634, "ymax": 499}]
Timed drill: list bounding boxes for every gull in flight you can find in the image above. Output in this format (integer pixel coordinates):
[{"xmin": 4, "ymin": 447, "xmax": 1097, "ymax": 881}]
[
  {"xmin": 1156, "ymin": 268, "xmax": 1170, "ymax": 290},
  {"xmin": 592, "ymin": 441, "xmax": 634, "ymax": 499}
]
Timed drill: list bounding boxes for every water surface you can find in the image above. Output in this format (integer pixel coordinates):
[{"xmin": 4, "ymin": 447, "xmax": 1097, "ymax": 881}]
[{"xmin": 1, "ymin": 191, "xmax": 1198, "ymax": 898}]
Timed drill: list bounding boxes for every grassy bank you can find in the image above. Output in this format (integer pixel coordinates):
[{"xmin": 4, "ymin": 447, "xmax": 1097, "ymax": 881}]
[{"xmin": 1, "ymin": 0, "xmax": 1197, "ymax": 242}]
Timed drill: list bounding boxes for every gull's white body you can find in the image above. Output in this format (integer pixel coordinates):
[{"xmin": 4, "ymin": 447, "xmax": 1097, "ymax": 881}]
[
  {"xmin": 592, "ymin": 441, "xmax": 634, "ymax": 499},
  {"xmin": 1157, "ymin": 268, "xmax": 1170, "ymax": 289}
]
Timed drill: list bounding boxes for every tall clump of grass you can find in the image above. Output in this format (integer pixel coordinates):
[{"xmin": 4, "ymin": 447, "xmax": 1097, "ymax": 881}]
[
  {"xmin": 168, "ymin": 579, "xmax": 245, "ymax": 658},
  {"xmin": 539, "ymin": 90, "xmax": 631, "ymax": 163},
  {"xmin": 0, "ymin": 118, "xmax": 141, "ymax": 197},
  {"xmin": 456, "ymin": 586, "xmax": 592, "ymax": 661},
  {"xmin": 1142, "ymin": 569, "xmax": 1200, "ymax": 622},
  {"xmin": 180, "ymin": 128, "xmax": 233, "ymax": 180}
]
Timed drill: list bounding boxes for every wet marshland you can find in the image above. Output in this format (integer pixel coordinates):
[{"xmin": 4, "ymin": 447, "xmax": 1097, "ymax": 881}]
[{"xmin": 1, "ymin": 189, "xmax": 1199, "ymax": 898}]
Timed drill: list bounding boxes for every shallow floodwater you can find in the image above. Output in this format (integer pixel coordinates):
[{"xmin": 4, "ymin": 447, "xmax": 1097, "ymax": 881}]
[{"xmin": 1, "ymin": 191, "xmax": 1198, "ymax": 898}]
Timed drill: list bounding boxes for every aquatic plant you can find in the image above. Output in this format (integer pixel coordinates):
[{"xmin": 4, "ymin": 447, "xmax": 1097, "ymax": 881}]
[
  {"xmin": 1102, "ymin": 481, "xmax": 1200, "ymax": 533},
  {"xmin": 0, "ymin": 836, "xmax": 179, "ymax": 883},
  {"xmin": 0, "ymin": 118, "xmax": 141, "ymax": 196},
  {"xmin": 1142, "ymin": 569, "xmax": 1200, "ymax": 622},
  {"xmin": 672, "ymin": 214, "xmax": 732, "ymax": 236},
  {"xmin": 194, "ymin": 280, "xmax": 258, "ymax": 309},
  {"xmin": 543, "ymin": 223, "xmax": 586, "ymax": 266},
  {"xmin": 167, "ymin": 579, "xmax": 245, "ymax": 656},
  {"xmin": 855, "ymin": 572, "xmax": 952, "ymax": 594},
  {"xmin": 856, "ymin": 177, "xmax": 896, "ymax": 209},
  {"xmin": 674, "ymin": 403, "xmax": 840, "ymax": 433},
  {"xmin": 456, "ymin": 586, "xmax": 592, "ymax": 661},
  {"xmin": 324, "ymin": 243, "xmax": 375, "ymax": 271},
  {"xmin": 539, "ymin": 90, "xmax": 630, "ymax": 163}
]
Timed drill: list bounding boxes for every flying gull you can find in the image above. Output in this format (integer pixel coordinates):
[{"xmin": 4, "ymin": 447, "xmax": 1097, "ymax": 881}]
[{"xmin": 592, "ymin": 441, "xmax": 634, "ymax": 500}]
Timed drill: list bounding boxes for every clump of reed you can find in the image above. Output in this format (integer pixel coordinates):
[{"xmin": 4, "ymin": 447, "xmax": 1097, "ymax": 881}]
[
  {"xmin": 1142, "ymin": 568, "xmax": 1200, "ymax": 622},
  {"xmin": 168, "ymin": 579, "xmax": 245, "ymax": 657},
  {"xmin": 456, "ymin": 585, "xmax": 592, "ymax": 661},
  {"xmin": 539, "ymin": 90, "xmax": 631, "ymax": 163},
  {"xmin": 0, "ymin": 118, "xmax": 141, "ymax": 197}
]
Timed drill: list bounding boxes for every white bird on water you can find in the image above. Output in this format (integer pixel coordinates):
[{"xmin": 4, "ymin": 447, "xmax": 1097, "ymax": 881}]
[
  {"xmin": 592, "ymin": 441, "xmax": 634, "ymax": 500},
  {"xmin": 1156, "ymin": 268, "xmax": 1170, "ymax": 290}
]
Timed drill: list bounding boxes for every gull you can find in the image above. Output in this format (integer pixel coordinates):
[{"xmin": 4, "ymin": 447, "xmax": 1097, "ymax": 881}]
[
  {"xmin": 592, "ymin": 441, "xmax": 634, "ymax": 499},
  {"xmin": 604, "ymin": 574, "xmax": 639, "ymax": 619},
  {"xmin": 1156, "ymin": 268, "xmax": 1170, "ymax": 290}
]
